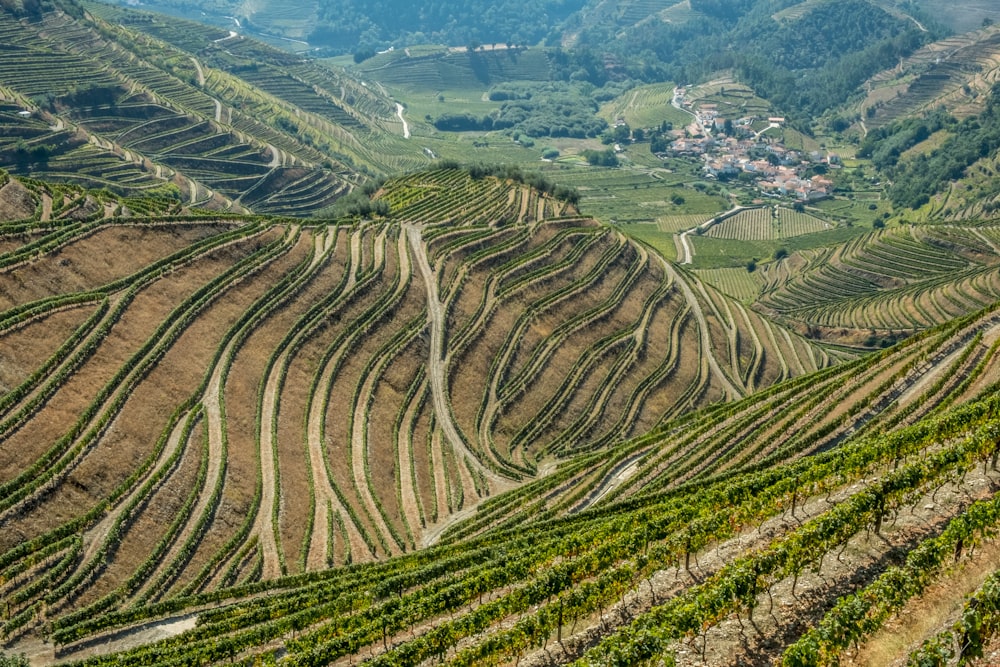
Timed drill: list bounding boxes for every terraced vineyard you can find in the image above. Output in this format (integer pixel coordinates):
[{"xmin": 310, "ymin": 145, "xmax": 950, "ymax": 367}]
[
  {"xmin": 860, "ymin": 23, "xmax": 1000, "ymax": 128},
  {"xmin": 705, "ymin": 206, "xmax": 833, "ymax": 241},
  {"xmin": 0, "ymin": 0, "xmax": 425, "ymax": 216},
  {"xmin": 351, "ymin": 47, "xmax": 555, "ymax": 91},
  {"xmin": 4, "ymin": 176, "xmax": 1000, "ymax": 665},
  {"xmin": 0, "ymin": 167, "xmax": 837, "ymax": 663},
  {"xmin": 760, "ymin": 224, "xmax": 1000, "ymax": 335}
]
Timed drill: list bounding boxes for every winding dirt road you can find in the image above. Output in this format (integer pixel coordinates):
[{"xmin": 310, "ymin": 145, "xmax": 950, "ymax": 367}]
[
  {"xmin": 189, "ymin": 57, "xmax": 205, "ymax": 87},
  {"xmin": 405, "ymin": 224, "xmax": 505, "ymax": 487},
  {"xmin": 395, "ymin": 103, "xmax": 410, "ymax": 139},
  {"xmin": 655, "ymin": 255, "xmax": 741, "ymax": 400},
  {"xmin": 304, "ymin": 232, "xmax": 368, "ymax": 569},
  {"xmin": 253, "ymin": 226, "xmax": 327, "ymax": 579}
]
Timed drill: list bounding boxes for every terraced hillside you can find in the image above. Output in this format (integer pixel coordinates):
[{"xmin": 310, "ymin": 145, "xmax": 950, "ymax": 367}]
[
  {"xmin": 757, "ymin": 224, "xmax": 1000, "ymax": 336},
  {"xmin": 0, "ymin": 0, "xmax": 424, "ymax": 215},
  {"xmin": 0, "ymin": 168, "xmax": 830, "ymax": 659},
  {"xmin": 4, "ymin": 196, "xmax": 1000, "ymax": 666},
  {"xmin": 859, "ymin": 22, "xmax": 1000, "ymax": 129}
]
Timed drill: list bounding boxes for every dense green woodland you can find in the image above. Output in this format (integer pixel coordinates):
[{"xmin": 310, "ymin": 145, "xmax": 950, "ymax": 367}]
[
  {"xmin": 433, "ymin": 81, "xmax": 608, "ymax": 138},
  {"xmin": 861, "ymin": 86, "xmax": 1000, "ymax": 209},
  {"xmin": 582, "ymin": 0, "xmax": 934, "ymax": 126},
  {"xmin": 309, "ymin": 0, "xmax": 586, "ymax": 51}
]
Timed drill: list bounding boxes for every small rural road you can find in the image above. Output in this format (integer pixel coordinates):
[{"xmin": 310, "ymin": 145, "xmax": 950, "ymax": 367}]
[
  {"xmin": 677, "ymin": 230, "xmax": 694, "ymax": 264},
  {"xmin": 267, "ymin": 143, "xmax": 282, "ymax": 168},
  {"xmin": 656, "ymin": 254, "xmax": 741, "ymax": 400},
  {"xmin": 190, "ymin": 57, "xmax": 205, "ymax": 86},
  {"xmin": 133, "ymin": 340, "xmax": 233, "ymax": 598},
  {"xmin": 395, "ymin": 103, "xmax": 410, "ymax": 139},
  {"xmin": 304, "ymin": 231, "xmax": 370, "ymax": 568},
  {"xmin": 677, "ymin": 206, "xmax": 747, "ymax": 265},
  {"xmin": 348, "ymin": 232, "xmax": 413, "ymax": 552},
  {"xmin": 255, "ymin": 226, "xmax": 326, "ymax": 579},
  {"xmin": 405, "ymin": 224, "xmax": 504, "ymax": 485},
  {"xmin": 671, "ymin": 85, "xmax": 701, "ymax": 132},
  {"xmin": 571, "ymin": 451, "xmax": 647, "ymax": 513},
  {"xmin": 40, "ymin": 193, "xmax": 52, "ymax": 221},
  {"xmin": 420, "ymin": 505, "xmax": 478, "ymax": 548}
]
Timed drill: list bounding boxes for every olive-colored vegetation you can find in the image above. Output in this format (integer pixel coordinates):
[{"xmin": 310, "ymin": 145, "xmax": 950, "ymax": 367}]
[{"xmin": 0, "ymin": 0, "xmax": 429, "ymax": 216}]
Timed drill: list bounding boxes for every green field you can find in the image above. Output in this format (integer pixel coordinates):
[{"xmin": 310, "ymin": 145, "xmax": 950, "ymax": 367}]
[
  {"xmin": 690, "ymin": 224, "xmax": 868, "ymax": 268},
  {"xmin": 694, "ymin": 266, "xmax": 765, "ymax": 302},
  {"xmin": 618, "ymin": 222, "xmax": 679, "ymax": 261},
  {"xmin": 598, "ymin": 82, "xmax": 693, "ymax": 129},
  {"xmin": 813, "ymin": 197, "xmax": 893, "ymax": 226}
]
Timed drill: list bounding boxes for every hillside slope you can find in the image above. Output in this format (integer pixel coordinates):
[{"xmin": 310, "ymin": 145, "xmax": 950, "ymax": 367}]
[
  {"xmin": 1, "ymin": 181, "xmax": 999, "ymax": 664},
  {"xmin": 0, "ymin": 0, "xmax": 424, "ymax": 215},
  {"xmin": 0, "ymin": 169, "xmax": 830, "ymax": 659}
]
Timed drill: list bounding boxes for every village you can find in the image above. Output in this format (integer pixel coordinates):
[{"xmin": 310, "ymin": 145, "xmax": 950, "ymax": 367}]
[{"xmin": 658, "ymin": 86, "xmax": 840, "ymax": 201}]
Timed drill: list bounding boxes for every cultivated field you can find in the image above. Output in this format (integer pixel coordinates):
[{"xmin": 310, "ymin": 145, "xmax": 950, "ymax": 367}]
[
  {"xmin": 859, "ymin": 24, "xmax": 1000, "ymax": 128},
  {"xmin": 5, "ymin": 210, "xmax": 1000, "ymax": 665},
  {"xmin": 761, "ymin": 224, "xmax": 1000, "ymax": 335},
  {"xmin": 0, "ymin": 3, "xmax": 429, "ymax": 216},
  {"xmin": 705, "ymin": 206, "xmax": 833, "ymax": 241},
  {"xmin": 0, "ymin": 169, "xmax": 832, "ymax": 664}
]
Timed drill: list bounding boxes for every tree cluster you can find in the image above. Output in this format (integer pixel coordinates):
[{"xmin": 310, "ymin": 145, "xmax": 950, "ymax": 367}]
[
  {"xmin": 434, "ymin": 82, "xmax": 607, "ymax": 138},
  {"xmin": 308, "ymin": 0, "xmax": 585, "ymax": 53},
  {"xmin": 863, "ymin": 87, "xmax": 1000, "ymax": 209}
]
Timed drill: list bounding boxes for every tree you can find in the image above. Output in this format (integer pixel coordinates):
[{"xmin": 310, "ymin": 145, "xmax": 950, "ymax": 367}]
[{"xmin": 582, "ymin": 148, "xmax": 619, "ymax": 167}]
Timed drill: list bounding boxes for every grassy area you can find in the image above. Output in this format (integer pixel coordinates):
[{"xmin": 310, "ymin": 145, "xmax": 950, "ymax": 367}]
[
  {"xmin": 597, "ymin": 82, "xmax": 692, "ymax": 129},
  {"xmin": 618, "ymin": 222, "xmax": 678, "ymax": 262},
  {"xmin": 689, "ymin": 236, "xmax": 778, "ymax": 268},
  {"xmin": 694, "ymin": 266, "xmax": 765, "ymax": 302},
  {"xmin": 901, "ymin": 130, "xmax": 952, "ymax": 160},
  {"xmin": 813, "ymin": 197, "xmax": 892, "ymax": 227},
  {"xmin": 557, "ymin": 167, "xmax": 729, "ymax": 223}
]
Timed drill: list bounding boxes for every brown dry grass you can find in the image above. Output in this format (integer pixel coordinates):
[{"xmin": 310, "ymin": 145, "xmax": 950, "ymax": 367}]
[
  {"xmin": 0, "ymin": 232, "xmax": 270, "ymax": 513},
  {"xmin": 271, "ymin": 243, "xmax": 352, "ymax": 573},
  {"xmin": 158, "ymin": 229, "xmax": 313, "ymax": 595},
  {"xmin": 0, "ymin": 224, "xmax": 232, "ymax": 310},
  {"xmin": 847, "ymin": 539, "xmax": 1000, "ymax": 666},
  {"xmin": 6, "ymin": 227, "xmax": 289, "ymax": 597},
  {"xmin": 0, "ymin": 179, "xmax": 38, "ymax": 221},
  {"xmin": 0, "ymin": 303, "xmax": 92, "ymax": 393}
]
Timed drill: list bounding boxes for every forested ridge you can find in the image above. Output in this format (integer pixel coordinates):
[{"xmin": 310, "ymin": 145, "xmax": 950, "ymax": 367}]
[
  {"xmin": 309, "ymin": 0, "xmax": 585, "ymax": 52},
  {"xmin": 861, "ymin": 85, "xmax": 1000, "ymax": 209}
]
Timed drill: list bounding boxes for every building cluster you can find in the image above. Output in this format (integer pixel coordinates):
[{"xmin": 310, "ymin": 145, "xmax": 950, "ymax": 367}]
[{"xmin": 660, "ymin": 90, "xmax": 840, "ymax": 201}]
